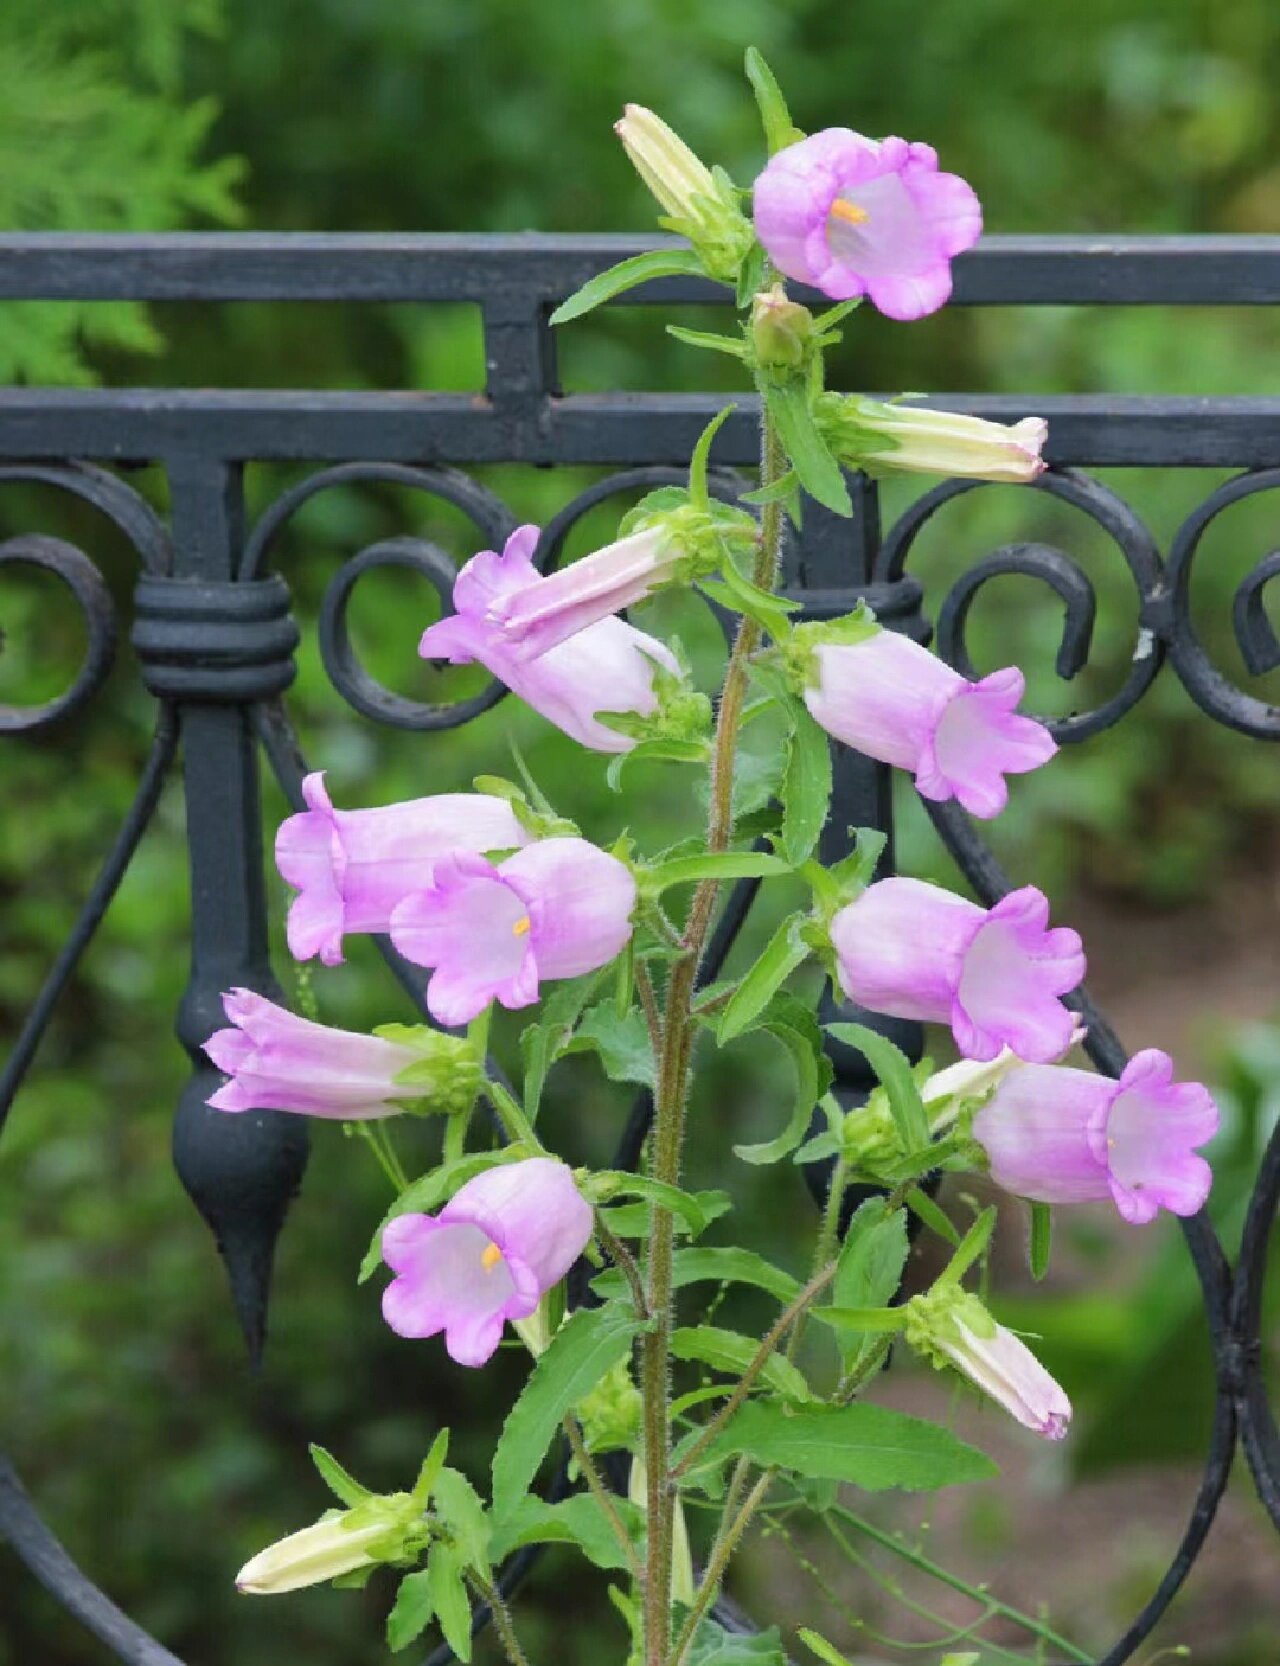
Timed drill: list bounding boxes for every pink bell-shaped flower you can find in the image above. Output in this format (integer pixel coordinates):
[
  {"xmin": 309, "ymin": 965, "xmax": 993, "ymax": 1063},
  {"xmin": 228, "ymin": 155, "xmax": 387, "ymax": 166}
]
[
  {"xmin": 390, "ymin": 837, "xmax": 636, "ymax": 1026},
  {"xmin": 381, "ymin": 1158, "xmax": 593, "ymax": 1367},
  {"xmin": 275, "ymin": 771, "xmax": 529, "ymax": 966},
  {"xmin": 419, "ymin": 525, "xmax": 679, "ymax": 753},
  {"xmin": 802, "ymin": 630, "xmax": 1056, "ymax": 819},
  {"xmin": 831, "ymin": 878, "xmax": 1084, "ymax": 1063},
  {"xmin": 973, "ymin": 1049, "xmax": 1218, "ymax": 1224},
  {"xmin": 753, "ymin": 129, "xmax": 982, "ymax": 321}
]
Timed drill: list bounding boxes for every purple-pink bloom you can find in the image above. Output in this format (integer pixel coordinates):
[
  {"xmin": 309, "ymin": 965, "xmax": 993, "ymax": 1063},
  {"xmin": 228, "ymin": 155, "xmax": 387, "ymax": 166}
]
[
  {"xmin": 488, "ymin": 526, "xmax": 676, "ymax": 662},
  {"xmin": 973, "ymin": 1049, "xmax": 1218, "ymax": 1224},
  {"xmin": 275, "ymin": 771, "xmax": 529, "ymax": 967},
  {"xmin": 381, "ymin": 1158, "xmax": 593, "ymax": 1366},
  {"xmin": 831, "ymin": 879, "xmax": 1084, "ymax": 1064},
  {"xmin": 390, "ymin": 837, "xmax": 636, "ymax": 1026},
  {"xmin": 942, "ymin": 1309, "xmax": 1070, "ymax": 1441},
  {"xmin": 803, "ymin": 631, "xmax": 1056, "ymax": 819},
  {"xmin": 419, "ymin": 526, "xmax": 679, "ymax": 753},
  {"xmin": 204, "ymin": 989, "xmax": 427, "ymax": 1118},
  {"xmin": 752, "ymin": 129, "xmax": 982, "ymax": 320}
]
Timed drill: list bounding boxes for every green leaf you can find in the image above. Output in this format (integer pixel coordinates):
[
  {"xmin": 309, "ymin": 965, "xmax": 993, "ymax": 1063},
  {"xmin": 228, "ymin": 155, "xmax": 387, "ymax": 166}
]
[
  {"xmin": 695, "ymin": 1401, "xmax": 997, "ymax": 1490},
  {"xmin": 825, "ymin": 1023, "xmax": 930, "ymax": 1154},
  {"xmin": 593, "ymin": 1174, "xmax": 729, "ymax": 1238},
  {"xmin": 519, "ymin": 970, "xmax": 606, "ymax": 1118},
  {"xmin": 488, "ymin": 1494, "xmax": 643, "ymax": 1572},
  {"xmin": 717, "ymin": 912, "xmax": 811, "ymax": 1043},
  {"xmin": 905, "ymin": 1185, "xmax": 961, "ymax": 1248},
  {"xmin": 689, "ymin": 1619, "xmax": 787, "ymax": 1666},
  {"xmin": 744, "ymin": 46, "xmax": 803, "ymax": 156},
  {"xmin": 762, "ymin": 379, "xmax": 852, "ymax": 516},
  {"xmin": 671, "ymin": 1325, "xmax": 812, "ymax": 1403},
  {"xmin": 781, "ymin": 703, "xmax": 832, "ymax": 866},
  {"xmin": 550, "ymin": 246, "xmax": 710, "ymax": 325},
  {"xmin": 668, "ymin": 324, "xmax": 749, "ymax": 360},
  {"xmin": 359, "ymin": 1150, "xmax": 530, "ymax": 1283},
  {"xmin": 564, "ymin": 1003, "xmax": 656, "ymax": 1091},
  {"xmin": 491, "ymin": 1306, "xmax": 644, "ymax": 1520},
  {"xmin": 813, "ymin": 1305, "xmax": 908, "ymax": 1334},
  {"xmin": 740, "ymin": 469, "xmax": 800, "ymax": 508},
  {"xmin": 386, "ymin": 1568, "xmax": 435, "ymax": 1653},
  {"xmin": 732, "ymin": 1002, "xmax": 832, "ymax": 1167},
  {"xmin": 734, "ymin": 240, "xmax": 768, "ymax": 310},
  {"xmin": 308, "ymin": 1444, "xmax": 371, "ymax": 1507},
  {"xmin": 647, "ymin": 849, "xmax": 791, "ymax": 891},
  {"xmin": 426, "ymin": 1544, "xmax": 472, "ymax": 1663},
  {"xmin": 941, "ymin": 1205, "xmax": 998, "ymax": 1286},
  {"xmin": 798, "ymin": 1628, "xmax": 853, "ymax": 1666},
  {"xmin": 433, "ymin": 1468, "xmax": 490, "ymax": 1574},
  {"xmin": 689, "ymin": 403, "xmax": 738, "ymax": 509},
  {"xmin": 831, "ymin": 1201, "xmax": 909, "ymax": 1370},
  {"xmin": 701, "ymin": 556, "xmax": 800, "ymax": 638},
  {"xmin": 412, "ymin": 1430, "xmax": 450, "ymax": 1507},
  {"xmin": 606, "ymin": 737, "xmax": 709, "ymax": 791},
  {"xmin": 1029, "ymin": 1202, "xmax": 1052, "ymax": 1281},
  {"xmin": 593, "ymin": 1245, "xmax": 799, "ymax": 1305}
]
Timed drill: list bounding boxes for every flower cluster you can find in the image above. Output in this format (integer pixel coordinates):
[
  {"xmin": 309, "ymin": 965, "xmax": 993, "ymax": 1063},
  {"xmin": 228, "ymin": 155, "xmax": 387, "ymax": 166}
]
[{"xmin": 215, "ymin": 53, "xmax": 1221, "ymax": 1661}]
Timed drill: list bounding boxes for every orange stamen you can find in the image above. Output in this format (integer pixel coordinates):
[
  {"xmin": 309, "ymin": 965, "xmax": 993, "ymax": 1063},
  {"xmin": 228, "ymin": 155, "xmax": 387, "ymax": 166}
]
[
  {"xmin": 481, "ymin": 1242, "xmax": 503, "ymax": 1272},
  {"xmin": 829, "ymin": 198, "xmax": 870, "ymax": 227}
]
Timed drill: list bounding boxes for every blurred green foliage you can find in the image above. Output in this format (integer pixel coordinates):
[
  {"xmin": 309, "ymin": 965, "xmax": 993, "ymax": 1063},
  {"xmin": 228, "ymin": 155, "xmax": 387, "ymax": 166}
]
[{"xmin": 2, "ymin": 1, "xmax": 1280, "ymax": 1662}]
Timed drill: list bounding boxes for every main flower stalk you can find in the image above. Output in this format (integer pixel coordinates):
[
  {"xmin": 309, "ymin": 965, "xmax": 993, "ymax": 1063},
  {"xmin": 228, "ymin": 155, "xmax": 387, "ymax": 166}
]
[{"xmin": 640, "ymin": 408, "xmax": 788, "ymax": 1666}]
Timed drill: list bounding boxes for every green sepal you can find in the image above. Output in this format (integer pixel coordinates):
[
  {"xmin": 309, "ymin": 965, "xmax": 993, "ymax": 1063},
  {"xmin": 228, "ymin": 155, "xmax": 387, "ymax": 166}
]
[
  {"xmin": 760, "ymin": 376, "xmax": 852, "ymax": 516},
  {"xmin": 1029, "ymin": 1201, "xmax": 1052, "ymax": 1281},
  {"xmin": 550, "ymin": 246, "xmax": 712, "ymax": 326},
  {"xmin": 310, "ymin": 1444, "xmax": 373, "ymax": 1508},
  {"xmin": 744, "ymin": 46, "xmax": 804, "ymax": 155},
  {"xmin": 667, "ymin": 324, "xmax": 750, "ymax": 360}
]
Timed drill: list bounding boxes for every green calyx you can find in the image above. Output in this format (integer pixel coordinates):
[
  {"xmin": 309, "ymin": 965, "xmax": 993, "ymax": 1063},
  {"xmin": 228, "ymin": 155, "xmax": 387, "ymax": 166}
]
[
  {"xmin": 664, "ymin": 169, "xmax": 757, "ymax": 285},
  {"xmin": 777, "ymin": 607, "xmax": 881, "ymax": 691},
  {"xmin": 750, "ymin": 284, "xmax": 818, "ymax": 372},
  {"xmin": 593, "ymin": 648, "xmax": 713, "ymax": 748},
  {"xmin": 381, "ymin": 1025, "xmax": 484, "ymax": 1116},
  {"xmin": 902, "ymin": 1288, "xmax": 994, "ymax": 1369}
]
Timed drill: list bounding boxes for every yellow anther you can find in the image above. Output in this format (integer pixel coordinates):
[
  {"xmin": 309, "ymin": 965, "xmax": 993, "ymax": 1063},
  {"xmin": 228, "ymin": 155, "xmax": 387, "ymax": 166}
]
[
  {"xmin": 1107, "ymin": 1137, "xmax": 1116, "ymax": 1149},
  {"xmin": 829, "ymin": 198, "xmax": 870, "ymax": 227},
  {"xmin": 512, "ymin": 914, "xmax": 532, "ymax": 938},
  {"xmin": 481, "ymin": 1242, "xmax": 503, "ymax": 1272}
]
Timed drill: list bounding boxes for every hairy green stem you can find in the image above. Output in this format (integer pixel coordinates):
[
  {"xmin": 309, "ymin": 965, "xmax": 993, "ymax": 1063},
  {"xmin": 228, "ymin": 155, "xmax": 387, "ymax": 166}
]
[
  {"xmin": 563, "ymin": 1416, "xmax": 645, "ymax": 1584},
  {"xmin": 640, "ymin": 409, "xmax": 789, "ymax": 1666},
  {"xmin": 670, "ymin": 1471, "xmax": 775, "ymax": 1666},
  {"xmin": 670, "ymin": 1262, "xmax": 836, "ymax": 1481},
  {"xmin": 465, "ymin": 1569, "xmax": 535, "ymax": 1666}
]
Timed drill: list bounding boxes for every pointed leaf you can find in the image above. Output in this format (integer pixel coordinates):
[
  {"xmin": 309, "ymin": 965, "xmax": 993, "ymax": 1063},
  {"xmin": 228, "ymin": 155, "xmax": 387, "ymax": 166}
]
[
  {"xmin": 744, "ymin": 46, "xmax": 803, "ymax": 155},
  {"xmin": 492, "ymin": 1306, "xmax": 644, "ymax": 1520},
  {"xmin": 565, "ymin": 1003, "xmax": 656, "ymax": 1090},
  {"xmin": 386, "ymin": 1569, "xmax": 435, "ymax": 1653},
  {"xmin": 426, "ymin": 1544, "xmax": 472, "ymax": 1663},
  {"xmin": 433, "ymin": 1468, "xmax": 490, "ymax": 1574},
  {"xmin": 826, "ymin": 1023, "xmax": 930, "ymax": 1154},
  {"xmin": 718, "ymin": 912, "xmax": 811, "ymax": 1043},
  {"xmin": 668, "ymin": 325, "xmax": 750, "ymax": 360},
  {"xmin": 689, "ymin": 1620, "xmax": 786, "ymax": 1666},
  {"xmin": 781, "ymin": 703, "xmax": 832, "ymax": 866},
  {"xmin": 831, "ymin": 1200, "xmax": 909, "ymax": 1371},
  {"xmin": 308, "ymin": 1444, "xmax": 371, "ymax": 1508},
  {"xmin": 732, "ymin": 1015, "xmax": 831, "ymax": 1167},
  {"xmin": 762, "ymin": 379, "xmax": 852, "ymax": 516},
  {"xmin": 488, "ymin": 1494, "xmax": 644, "ymax": 1571},
  {"xmin": 671, "ymin": 1325, "xmax": 812, "ymax": 1403},
  {"xmin": 551, "ymin": 247, "xmax": 711, "ymax": 325},
  {"xmin": 647, "ymin": 850, "xmax": 791, "ymax": 891},
  {"xmin": 519, "ymin": 970, "xmax": 606, "ymax": 1118},
  {"xmin": 695, "ymin": 1401, "xmax": 997, "ymax": 1489}
]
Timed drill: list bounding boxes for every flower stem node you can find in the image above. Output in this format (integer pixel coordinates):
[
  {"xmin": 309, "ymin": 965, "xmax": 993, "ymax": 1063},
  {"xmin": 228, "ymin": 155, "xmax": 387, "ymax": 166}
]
[{"xmin": 616, "ymin": 104, "xmax": 756, "ymax": 284}]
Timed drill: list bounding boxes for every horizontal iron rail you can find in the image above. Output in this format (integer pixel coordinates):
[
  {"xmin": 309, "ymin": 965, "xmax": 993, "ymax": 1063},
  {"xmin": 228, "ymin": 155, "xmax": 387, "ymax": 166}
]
[
  {"xmin": 0, "ymin": 232, "xmax": 1278, "ymax": 305},
  {"xmin": 0, "ymin": 389, "xmax": 1276, "ymax": 468}
]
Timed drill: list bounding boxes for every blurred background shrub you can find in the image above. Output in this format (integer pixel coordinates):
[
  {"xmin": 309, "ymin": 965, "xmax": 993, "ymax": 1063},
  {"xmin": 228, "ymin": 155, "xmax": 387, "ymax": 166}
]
[{"xmin": 1, "ymin": 1, "xmax": 1278, "ymax": 1661}]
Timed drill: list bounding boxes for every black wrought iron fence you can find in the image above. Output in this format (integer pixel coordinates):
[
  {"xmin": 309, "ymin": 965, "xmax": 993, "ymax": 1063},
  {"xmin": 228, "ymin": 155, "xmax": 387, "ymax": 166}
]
[{"xmin": 0, "ymin": 232, "xmax": 1278, "ymax": 1666}]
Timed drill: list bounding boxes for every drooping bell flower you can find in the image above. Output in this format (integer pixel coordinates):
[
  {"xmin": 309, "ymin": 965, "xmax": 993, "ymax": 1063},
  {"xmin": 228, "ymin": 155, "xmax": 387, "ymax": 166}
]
[
  {"xmin": 275, "ymin": 771, "xmax": 529, "ymax": 966},
  {"xmin": 815, "ymin": 393, "xmax": 1047, "ymax": 484},
  {"xmin": 752, "ymin": 129, "xmax": 982, "ymax": 320},
  {"xmin": 488, "ymin": 525, "xmax": 679, "ymax": 662},
  {"xmin": 418, "ymin": 526, "xmax": 681, "ymax": 753},
  {"xmin": 973, "ymin": 1050, "xmax": 1218, "ymax": 1224},
  {"xmin": 381, "ymin": 1158, "xmax": 594, "ymax": 1367},
  {"xmin": 204, "ymin": 989, "xmax": 481, "ymax": 1119},
  {"xmin": 390, "ymin": 837, "xmax": 636, "ymax": 1026},
  {"xmin": 830, "ymin": 879, "xmax": 1084, "ymax": 1064},
  {"xmin": 799, "ymin": 628, "xmax": 1057, "ymax": 819},
  {"xmin": 905, "ymin": 1288, "xmax": 1070, "ymax": 1441}
]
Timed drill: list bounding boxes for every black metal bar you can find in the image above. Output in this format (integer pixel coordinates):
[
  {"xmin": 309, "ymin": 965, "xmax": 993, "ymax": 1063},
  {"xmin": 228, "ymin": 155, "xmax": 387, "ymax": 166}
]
[{"xmin": 0, "ymin": 232, "xmax": 1277, "ymax": 305}]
